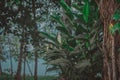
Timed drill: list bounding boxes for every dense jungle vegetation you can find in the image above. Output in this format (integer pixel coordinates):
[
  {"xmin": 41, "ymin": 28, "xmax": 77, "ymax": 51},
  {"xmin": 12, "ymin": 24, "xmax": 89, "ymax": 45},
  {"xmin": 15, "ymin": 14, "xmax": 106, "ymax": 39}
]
[{"xmin": 0, "ymin": 0, "xmax": 120, "ymax": 80}]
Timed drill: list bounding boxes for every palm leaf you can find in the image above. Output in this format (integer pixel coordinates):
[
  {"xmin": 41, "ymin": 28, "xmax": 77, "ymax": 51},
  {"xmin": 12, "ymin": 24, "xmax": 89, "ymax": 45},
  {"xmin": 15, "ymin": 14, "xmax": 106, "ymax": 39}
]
[
  {"xmin": 56, "ymin": 26, "xmax": 70, "ymax": 36},
  {"xmin": 60, "ymin": 0, "xmax": 74, "ymax": 20},
  {"xmin": 40, "ymin": 31, "xmax": 58, "ymax": 44},
  {"xmin": 60, "ymin": 0, "xmax": 71, "ymax": 13},
  {"xmin": 48, "ymin": 58, "xmax": 69, "ymax": 66},
  {"xmin": 45, "ymin": 49, "xmax": 66, "ymax": 59},
  {"xmin": 75, "ymin": 59, "xmax": 91, "ymax": 68},
  {"xmin": 46, "ymin": 66, "xmax": 59, "ymax": 72},
  {"xmin": 83, "ymin": 0, "xmax": 89, "ymax": 23}
]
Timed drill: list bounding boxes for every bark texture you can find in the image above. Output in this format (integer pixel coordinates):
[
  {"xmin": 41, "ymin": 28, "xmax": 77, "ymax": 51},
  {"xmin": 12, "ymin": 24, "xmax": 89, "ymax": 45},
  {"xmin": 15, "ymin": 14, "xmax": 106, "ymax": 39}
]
[{"xmin": 96, "ymin": 0, "xmax": 120, "ymax": 80}]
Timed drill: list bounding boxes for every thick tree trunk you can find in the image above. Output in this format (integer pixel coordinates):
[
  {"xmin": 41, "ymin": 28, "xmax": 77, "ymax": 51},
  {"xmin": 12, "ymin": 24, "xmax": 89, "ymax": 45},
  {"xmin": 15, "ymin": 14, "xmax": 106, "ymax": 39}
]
[
  {"xmin": 115, "ymin": 32, "xmax": 120, "ymax": 80},
  {"xmin": 96, "ymin": 0, "xmax": 120, "ymax": 80},
  {"xmin": 102, "ymin": 23, "xmax": 116, "ymax": 80}
]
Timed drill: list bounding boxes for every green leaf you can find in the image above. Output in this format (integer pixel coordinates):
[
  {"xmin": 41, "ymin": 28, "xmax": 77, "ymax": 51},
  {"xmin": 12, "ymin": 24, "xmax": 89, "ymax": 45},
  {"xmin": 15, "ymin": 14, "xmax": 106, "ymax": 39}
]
[
  {"xmin": 72, "ymin": 4, "xmax": 81, "ymax": 11},
  {"xmin": 83, "ymin": 1, "xmax": 89, "ymax": 23},
  {"xmin": 60, "ymin": 0, "xmax": 71, "ymax": 12},
  {"xmin": 117, "ymin": 0, "xmax": 120, "ymax": 3},
  {"xmin": 113, "ymin": 11, "xmax": 120, "ymax": 20},
  {"xmin": 45, "ymin": 49, "xmax": 65, "ymax": 59},
  {"xmin": 67, "ymin": 38, "xmax": 76, "ymax": 47},
  {"xmin": 60, "ymin": 0, "xmax": 74, "ymax": 20},
  {"xmin": 43, "ymin": 40, "xmax": 58, "ymax": 47},
  {"xmin": 51, "ymin": 14, "xmax": 66, "ymax": 28},
  {"xmin": 65, "ymin": 12, "xmax": 74, "ymax": 21},
  {"xmin": 15, "ymin": 0, "xmax": 20, "ymax": 4},
  {"xmin": 73, "ymin": 13, "xmax": 85, "ymax": 23},
  {"xmin": 62, "ymin": 43, "xmax": 74, "ymax": 52},
  {"xmin": 40, "ymin": 32, "xmax": 58, "ymax": 44},
  {"xmin": 75, "ymin": 25, "xmax": 88, "ymax": 35},
  {"xmin": 51, "ymin": 14, "xmax": 71, "ymax": 36},
  {"xmin": 51, "ymin": 14, "xmax": 62, "ymax": 25},
  {"xmin": 85, "ymin": 42, "xmax": 90, "ymax": 48},
  {"xmin": 111, "ymin": 23, "xmax": 120, "ymax": 34},
  {"xmin": 56, "ymin": 26, "xmax": 70, "ymax": 36}
]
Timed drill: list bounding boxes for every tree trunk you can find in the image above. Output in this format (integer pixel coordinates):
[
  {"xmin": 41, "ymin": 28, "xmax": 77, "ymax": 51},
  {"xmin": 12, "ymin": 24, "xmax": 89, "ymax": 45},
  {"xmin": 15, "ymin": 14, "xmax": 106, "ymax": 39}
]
[
  {"xmin": 114, "ymin": 32, "xmax": 120, "ymax": 80},
  {"xmin": 34, "ymin": 52, "xmax": 38, "ymax": 80},
  {"xmin": 32, "ymin": 0, "xmax": 38, "ymax": 80},
  {"xmin": 10, "ymin": 52, "xmax": 13, "ymax": 76},
  {"xmin": 27, "ymin": 60, "xmax": 33, "ymax": 76},
  {"xmin": 15, "ymin": 39, "xmax": 24, "ymax": 80},
  {"xmin": 23, "ymin": 54, "xmax": 26, "ymax": 80},
  {"xmin": 96, "ymin": 0, "xmax": 120, "ymax": 80},
  {"xmin": 0, "ymin": 60, "xmax": 2, "ymax": 76},
  {"xmin": 8, "ymin": 34, "xmax": 13, "ymax": 76}
]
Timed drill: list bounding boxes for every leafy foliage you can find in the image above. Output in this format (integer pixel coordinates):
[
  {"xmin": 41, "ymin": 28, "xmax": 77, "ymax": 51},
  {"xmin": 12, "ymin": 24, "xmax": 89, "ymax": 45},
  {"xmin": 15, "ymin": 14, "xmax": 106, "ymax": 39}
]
[
  {"xmin": 83, "ymin": 0, "xmax": 89, "ymax": 23},
  {"xmin": 42, "ymin": 0, "xmax": 103, "ymax": 80},
  {"xmin": 0, "ymin": 0, "xmax": 105, "ymax": 80},
  {"xmin": 110, "ymin": 10, "xmax": 120, "ymax": 34}
]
